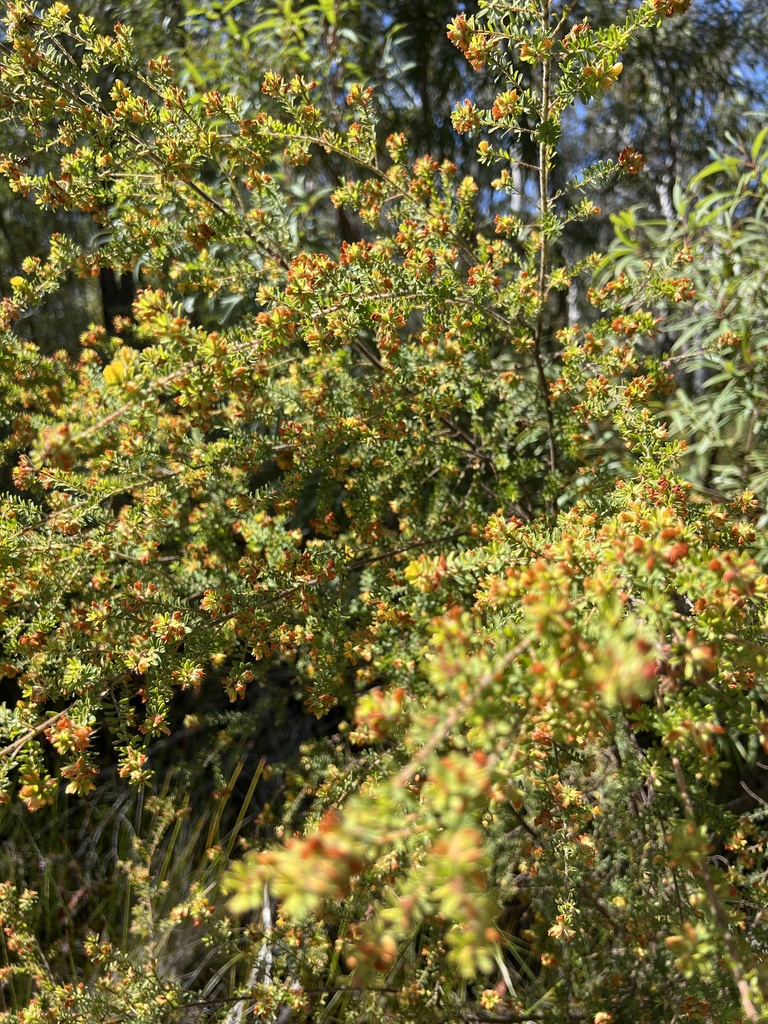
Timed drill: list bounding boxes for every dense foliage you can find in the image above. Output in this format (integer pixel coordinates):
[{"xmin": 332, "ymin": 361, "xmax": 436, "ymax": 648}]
[{"xmin": 1, "ymin": 0, "xmax": 768, "ymax": 1021}]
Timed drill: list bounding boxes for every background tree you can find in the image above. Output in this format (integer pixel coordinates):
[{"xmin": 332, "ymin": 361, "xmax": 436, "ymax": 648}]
[{"xmin": 572, "ymin": 0, "xmax": 768, "ymax": 219}]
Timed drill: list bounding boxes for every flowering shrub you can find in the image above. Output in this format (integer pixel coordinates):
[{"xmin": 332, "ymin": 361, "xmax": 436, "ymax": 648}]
[{"xmin": 0, "ymin": 0, "xmax": 767, "ymax": 1021}]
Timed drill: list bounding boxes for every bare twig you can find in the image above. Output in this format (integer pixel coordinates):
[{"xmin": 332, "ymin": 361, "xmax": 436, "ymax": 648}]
[{"xmin": 227, "ymin": 883, "xmax": 274, "ymax": 1024}]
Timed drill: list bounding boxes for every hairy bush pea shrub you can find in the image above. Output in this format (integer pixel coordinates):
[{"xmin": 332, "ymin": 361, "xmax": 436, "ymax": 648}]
[{"xmin": 1, "ymin": 0, "xmax": 767, "ymax": 1021}]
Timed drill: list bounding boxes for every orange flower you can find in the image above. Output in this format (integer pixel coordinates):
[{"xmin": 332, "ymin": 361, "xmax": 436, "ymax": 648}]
[{"xmin": 618, "ymin": 147, "xmax": 645, "ymax": 175}]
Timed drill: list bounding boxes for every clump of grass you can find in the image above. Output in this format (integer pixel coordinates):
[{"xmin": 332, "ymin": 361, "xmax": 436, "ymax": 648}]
[{"xmin": 0, "ymin": 753, "xmax": 267, "ymax": 1022}]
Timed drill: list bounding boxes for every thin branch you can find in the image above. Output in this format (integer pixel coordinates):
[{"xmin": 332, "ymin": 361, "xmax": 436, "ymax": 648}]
[
  {"xmin": 183, "ymin": 985, "xmax": 404, "ymax": 1009},
  {"xmin": 392, "ymin": 635, "xmax": 532, "ymax": 790},
  {"xmin": 461, "ymin": 1015, "xmax": 544, "ymax": 1024},
  {"xmin": 1, "ymin": 708, "xmax": 72, "ymax": 761},
  {"xmin": 671, "ymin": 757, "xmax": 758, "ymax": 1023},
  {"xmin": 346, "ymin": 532, "xmax": 466, "ymax": 571}
]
